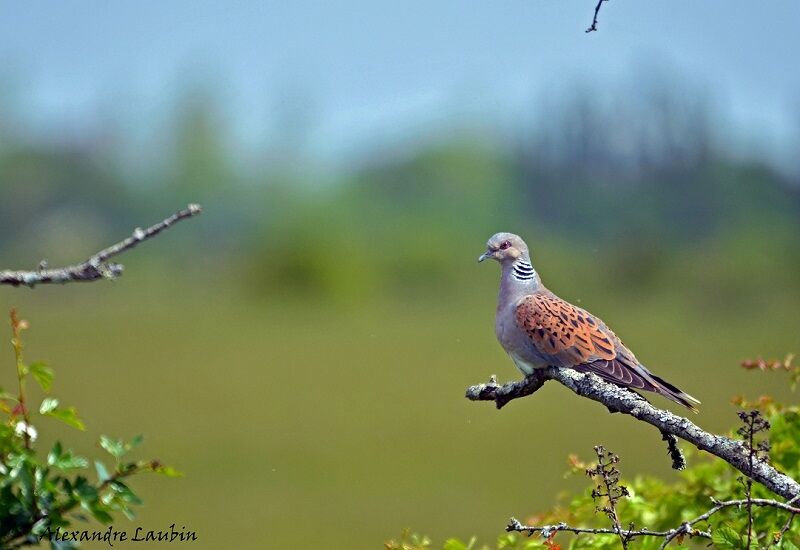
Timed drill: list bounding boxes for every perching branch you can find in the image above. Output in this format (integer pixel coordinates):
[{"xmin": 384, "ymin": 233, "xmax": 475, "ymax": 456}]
[
  {"xmin": 586, "ymin": 0, "xmax": 609, "ymax": 33},
  {"xmin": 0, "ymin": 204, "xmax": 202, "ymax": 288},
  {"xmin": 465, "ymin": 367, "xmax": 800, "ymax": 501}
]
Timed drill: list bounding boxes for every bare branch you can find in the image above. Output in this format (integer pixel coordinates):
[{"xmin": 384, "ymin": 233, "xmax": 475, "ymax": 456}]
[
  {"xmin": 774, "ymin": 495, "xmax": 800, "ymax": 545},
  {"xmin": 586, "ymin": 0, "xmax": 609, "ymax": 33},
  {"xmin": 508, "ymin": 497, "xmax": 800, "ymax": 547},
  {"xmin": 735, "ymin": 409, "xmax": 771, "ymax": 548},
  {"xmin": 658, "ymin": 497, "xmax": 800, "ymax": 549},
  {"xmin": 587, "ymin": 446, "xmax": 630, "ymax": 548},
  {"xmin": 0, "ymin": 204, "xmax": 203, "ymax": 288},
  {"xmin": 465, "ymin": 368, "xmax": 800, "ymax": 501},
  {"xmin": 507, "ymin": 517, "xmax": 695, "ymax": 540}
]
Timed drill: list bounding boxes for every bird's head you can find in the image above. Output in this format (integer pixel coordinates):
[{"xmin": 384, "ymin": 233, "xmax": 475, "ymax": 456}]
[{"xmin": 478, "ymin": 232, "xmax": 529, "ymax": 264}]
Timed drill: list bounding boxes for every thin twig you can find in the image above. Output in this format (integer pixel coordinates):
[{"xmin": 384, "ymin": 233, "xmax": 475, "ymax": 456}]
[
  {"xmin": 465, "ymin": 368, "xmax": 800, "ymax": 500},
  {"xmin": 509, "ymin": 498, "xmax": 800, "ymax": 547},
  {"xmin": 734, "ymin": 410, "xmax": 771, "ymax": 549},
  {"xmin": 507, "ymin": 517, "xmax": 711, "ymax": 543},
  {"xmin": 774, "ymin": 495, "xmax": 800, "ymax": 546},
  {"xmin": 588, "ymin": 446, "xmax": 629, "ymax": 548},
  {"xmin": 659, "ymin": 497, "xmax": 800, "ymax": 549},
  {"xmin": 746, "ymin": 424, "xmax": 755, "ymax": 548},
  {"xmin": 586, "ymin": 0, "xmax": 609, "ymax": 33},
  {"xmin": 0, "ymin": 204, "xmax": 203, "ymax": 288}
]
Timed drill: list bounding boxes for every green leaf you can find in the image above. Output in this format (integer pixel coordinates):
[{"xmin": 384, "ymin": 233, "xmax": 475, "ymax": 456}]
[
  {"xmin": 95, "ymin": 460, "xmax": 111, "ymax": 482},
  {"xmin": 497, "ymin": 534, "xmax": 518, "ymax": 549},
  {"xmin": 444, "ymin": 538, "xmax": 477, "ymax": 550},
  {"xmin": 39, "ymin": 397, "xmax": 59, "ymax": 414},
  {"xmin": 52, "ymin": 540, "xmax": 79, "ymax": 550},
  {"xmin": 712, "ymin": 526, "xmax": 744, "ymax": 550},
  {"xmin": 45, "ymin": 406, "xmax": 86, "ymax": 431},
  {"xmin": 29, "ymin": 361, "xmax": 54, "ymax": 391},
  {"xmin": 17, "ymin": 464, "xmax": 34, "ymax": 507},
  {"xmin": 128, "ymin": 434, "xmax": 144, "ymax": 450},
  {"xmin": 84, "ymin": 503, "xmax": 113, "ymax": 524},
  {"xmin": 109, "ymin": 480, "xmax": 143, "ymax": 505},
  {"xmin": 47, "ymin": 441, "xmax": 63, "ymax": 466},
  {"xmin": 48, "ymin": 445, "xmax": 88, "ymax": 470},
  {"xmin": 154, "ymin": 464, "xmax": 183, "ymax": 478},
  {"xmin": 73, "ymin": 476, "xmax": 98, "ymax": 501},
  {"xmin": 99, "ymin": 435, "xmax": 126, "ymax": 459},
  {"xmin": 40, "ymin": 398, "xmax": 86, "ymax": 430},
  {"xmin": 56, "ymin": 452, "xmax": 89, "ymax": 470},
  {"xmin": 30, "ymin": 518, "xmax": 51, "ymax": 536}
]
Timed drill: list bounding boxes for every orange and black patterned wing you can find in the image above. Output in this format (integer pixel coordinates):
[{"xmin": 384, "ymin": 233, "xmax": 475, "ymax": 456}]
[
  {"xmin": 514, "ymin": 293, "xmax": 617, "ymax": 366},
  {"xmin": 514, "ymin": 292, "xmax": 700, "ymax": 410}
]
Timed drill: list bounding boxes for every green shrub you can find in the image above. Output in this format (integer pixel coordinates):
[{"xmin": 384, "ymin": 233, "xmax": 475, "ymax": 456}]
[{"xmin": 0, "ymin": 310, "xmax": 179, "ymax": 549}]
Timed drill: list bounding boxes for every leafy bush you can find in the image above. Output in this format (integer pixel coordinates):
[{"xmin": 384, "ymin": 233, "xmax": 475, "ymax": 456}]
[{"xmin": 0, "ymin": 309, "xmax": 178, "ymax": 549}]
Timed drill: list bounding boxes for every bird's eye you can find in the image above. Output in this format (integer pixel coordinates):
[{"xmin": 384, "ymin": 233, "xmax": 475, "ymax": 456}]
[{"xmin": 500, "ymin": 240, "xmax": 511, "ymax": 250}]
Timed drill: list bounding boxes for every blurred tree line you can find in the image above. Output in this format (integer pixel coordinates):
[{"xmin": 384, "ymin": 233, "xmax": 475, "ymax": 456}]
[{"xmin": 1, "ymin": 73, "xmax": 799, "ymax": 305}]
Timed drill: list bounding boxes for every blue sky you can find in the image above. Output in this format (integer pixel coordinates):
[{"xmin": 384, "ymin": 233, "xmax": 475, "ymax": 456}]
[{"xmin": 1, "ymin": 1, "xmax": 799, "ymax": 168}]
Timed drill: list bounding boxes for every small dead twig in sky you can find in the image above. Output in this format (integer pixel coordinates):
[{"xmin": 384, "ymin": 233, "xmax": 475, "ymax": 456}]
[{"xmin": 586, "ymin": 0, "xmax": 609, "ymax": 33}]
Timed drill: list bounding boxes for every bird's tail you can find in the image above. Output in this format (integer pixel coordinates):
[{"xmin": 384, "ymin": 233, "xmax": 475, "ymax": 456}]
[
  {"xmin": 574, "ymin": 359, "xmax": 701, "ymax": 413},
  {"xmin": 648, "ymin": 372, "xmax": 701, "ymax": 413}
]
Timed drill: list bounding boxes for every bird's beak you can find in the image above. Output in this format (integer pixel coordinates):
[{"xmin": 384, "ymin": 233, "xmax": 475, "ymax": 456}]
[{"xmin": 478, "ymin": 250, "xmax": 493, "ymax": 263}]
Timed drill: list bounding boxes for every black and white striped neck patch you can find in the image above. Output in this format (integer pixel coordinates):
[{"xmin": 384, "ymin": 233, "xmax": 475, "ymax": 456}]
[{"xmin": 511, "ymin": 259, "xmax": 535, "ymax": 282}]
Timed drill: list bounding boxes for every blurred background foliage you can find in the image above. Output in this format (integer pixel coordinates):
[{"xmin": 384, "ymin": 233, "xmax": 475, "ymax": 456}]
[
  {"xmin": 1, "ymin": 48, "xmax": 800, "ymax": 550},
  {"xmin": 2, "ymin": 74, "xmax": 799, "ymax": 304}
]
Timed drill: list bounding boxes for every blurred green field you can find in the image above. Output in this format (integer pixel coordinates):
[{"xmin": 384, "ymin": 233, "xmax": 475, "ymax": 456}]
[{"xmin": 1, "ymin": 263, "xmax": 797, "ymax": 548}]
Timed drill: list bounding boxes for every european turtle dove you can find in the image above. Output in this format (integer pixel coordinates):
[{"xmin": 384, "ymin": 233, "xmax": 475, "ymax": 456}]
[{"xmin": 479, "ymin": 232, "xmax": 700, "ymax": 411}]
